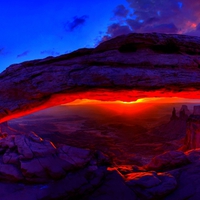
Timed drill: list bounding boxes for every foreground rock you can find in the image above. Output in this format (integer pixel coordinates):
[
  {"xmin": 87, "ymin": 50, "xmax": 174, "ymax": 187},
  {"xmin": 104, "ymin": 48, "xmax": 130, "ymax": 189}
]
[
  {"xmin": 1, "ymin": 33, "xmax": 200, "ymax": 122},
  {"xmin": 2, "ymin": 123, "xmax": 200, "ymax": 199},
  {"xmin": 0, "ymin": 128, "xmax": 108, "ymax": 183}
]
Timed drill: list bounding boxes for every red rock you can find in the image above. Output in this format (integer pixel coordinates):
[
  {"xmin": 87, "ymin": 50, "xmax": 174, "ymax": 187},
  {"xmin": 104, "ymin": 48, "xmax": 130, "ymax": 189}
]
[
  {"xmin": 146, "ymin": 151, "xmax": 188, "ymax": 171},
  {"xmin": 86, "ymin": 170, "xmax": 137, "ymax": 200},
  {"xmin": 185, "ymin": 149, "xmax": 200, "ymax": 162},
  {"xmin": 126, "ymin": 172, "xmax": 161, "ymax": 188},
  {"xmin": 0, "ymin": 135, "xmax": 15, "ymax": 149},
  {"xmin": 1, "ymin": 33, "xmax": 200, "ymax": 123},
  {"xmin": 37, "ymin": 156, "xmax": 66, "ymax": 179},
  {"xmin": 20, "ymin": 158, "xmax": 47, "ymax": 179},
  {"xmin": 3, "ymin": 151, "xmax": 19, "ymax": 164},
  {"xmin": 58, "ymin": 145, "xmax": 93, "ymax": 167},
  {"xmin": 147, "ymin": 172, "xmax": 177, "ymax": 198},
  {"xmin": 183, "ymin": 111, "xmax": 200, "ymax": 150},
  {"xmin": 0, "ymin": 162, "xmax": 23, "ymax": 181},
  {"xmin": 127, "ymin": 171, "xmax": 177, "ymax": 199},
  {"xmin": 25, "ymin": 138, "xmax": 56, "ymax": 157}
]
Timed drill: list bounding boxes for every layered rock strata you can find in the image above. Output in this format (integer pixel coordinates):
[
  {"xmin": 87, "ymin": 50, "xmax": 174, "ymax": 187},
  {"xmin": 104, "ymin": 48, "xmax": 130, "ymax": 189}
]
[
  {"xmin": 183, "ymin": 106, "xmax": 200, "ymax": 150},
  {"xmin": 1, "ymin": 33, "xmax": 200, "ymax": 122}
]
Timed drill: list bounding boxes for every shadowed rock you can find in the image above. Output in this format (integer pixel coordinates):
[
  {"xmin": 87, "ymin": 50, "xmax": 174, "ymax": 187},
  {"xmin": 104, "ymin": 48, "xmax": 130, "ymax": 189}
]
[
  {"xmin": 1, "ymin": 33, "xmax": 200, "ymax": 122},
  {"xmin": 182, "ymin": 107, "xmax": 200, "ymax": 150}
]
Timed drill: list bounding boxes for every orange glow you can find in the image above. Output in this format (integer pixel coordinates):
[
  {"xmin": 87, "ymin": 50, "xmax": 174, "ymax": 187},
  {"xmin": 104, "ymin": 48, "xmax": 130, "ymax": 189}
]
[
  {"xmin": 63, "ymin": 97, "xmax": 200, "ymax": 116},
  {"xmin": 65, "ymin": 97, "xmax": 200, "ymax": 105},
  {"xmin": 1, "ymin": 89, "xmax": 200, "ymax": 123}
]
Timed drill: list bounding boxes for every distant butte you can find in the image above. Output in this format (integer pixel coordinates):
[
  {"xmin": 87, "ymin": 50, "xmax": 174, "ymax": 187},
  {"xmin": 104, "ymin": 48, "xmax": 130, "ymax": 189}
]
[{"xmin": 1, "ymin": 33, "xmax": 200, "ymax": 122}]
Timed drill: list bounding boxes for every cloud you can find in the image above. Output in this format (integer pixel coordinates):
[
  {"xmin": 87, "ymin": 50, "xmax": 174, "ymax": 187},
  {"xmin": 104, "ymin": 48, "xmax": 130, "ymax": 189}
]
[
  {"xmin": 100, "ymin": 0, "xmax": 200, "ymax": 42},
  {"xmin": 17, "ymin": 50, "xmax": 29, "ymax": 58},
  {"xmin": 113, "ymin": 5, "xmax": 130, "ymax": 18},
  {"xmin": 143, "ymin": 23, "xmax": 178, "ymax": 34},
  {"xmin": 41, "ymin": 49, "xmax": 60, "ymax": 56},
  {"xmin": 106, "ymin": 23, "xmax": 132, "ymax": 38},
  {"xmin": 64, "ymin": 15, "xmax": 88, "ymax": 32}
]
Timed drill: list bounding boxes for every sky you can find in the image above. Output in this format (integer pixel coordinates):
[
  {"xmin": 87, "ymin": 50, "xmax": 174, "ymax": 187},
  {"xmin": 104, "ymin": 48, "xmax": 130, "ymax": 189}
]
[{"xmin": 1, "ymin": 0, "xmax": 200, "ymax": 72}]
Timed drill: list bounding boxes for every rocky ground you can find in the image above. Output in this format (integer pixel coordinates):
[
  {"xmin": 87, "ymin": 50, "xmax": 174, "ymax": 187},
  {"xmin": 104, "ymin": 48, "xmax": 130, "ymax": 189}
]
[
  {"xmin": 2, "ymin": 32, "xmax": 200, "ymax": 199},
  {"xmin": 0, "ymin": 104, "xmax": 197, "ymax": 199},
  {"xmin": 8, "ymin": 103, "xmax": 189, "ymax": 166},
  {"xmin": 1, "ymin": 120, "xmax": 200, "ymax": 199}
]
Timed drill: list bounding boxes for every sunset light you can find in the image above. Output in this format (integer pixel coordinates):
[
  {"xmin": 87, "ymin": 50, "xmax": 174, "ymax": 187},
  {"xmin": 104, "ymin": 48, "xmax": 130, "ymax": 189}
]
[
  {"xmin": 2, "ymin": 0, "xmax": 200, "ymax": 199},
  {"xmin": 65, "ymin": 97, "xmax": 200, "ymax": 105}
]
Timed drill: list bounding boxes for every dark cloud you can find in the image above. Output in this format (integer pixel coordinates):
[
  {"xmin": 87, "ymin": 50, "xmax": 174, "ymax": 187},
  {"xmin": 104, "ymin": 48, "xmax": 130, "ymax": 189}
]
[
  {"xmin": 126, "ymin": 19, "xmax": 143, "ymax": 31},
  {"xmin": 143, "ymin": 23, "xmax": 178, "ymax": 34},
  {"xmin": 41, "ymin": 49, "xmax": 60, "ymax": 56},
  {"xmin": 101, "ymin": 0, "xmax": 200, "ymax": 42},
  {"xmin": 17, "ymin": 50, "xmax": 29, "ymax": 58},
  {"xmin": 64, "ymin": 15, "xmax": 88, "ymax": 32},
  {"xmin": 113, "ymin": 5, "xmax": 130, "ymax": 18},
  {"xmin": 106, "ymin": 23, "xmax": 132, "ymax": 38}
]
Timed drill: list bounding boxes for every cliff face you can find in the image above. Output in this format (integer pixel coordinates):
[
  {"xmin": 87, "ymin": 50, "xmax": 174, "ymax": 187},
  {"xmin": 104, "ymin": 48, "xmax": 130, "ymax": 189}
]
[
  {"xmin": 1, "ymin": 33, "xmax": 200, "ymax": 122},
  {"xmin": 182, "ymin": 106, "xmax": 200, "ymax": 150}
]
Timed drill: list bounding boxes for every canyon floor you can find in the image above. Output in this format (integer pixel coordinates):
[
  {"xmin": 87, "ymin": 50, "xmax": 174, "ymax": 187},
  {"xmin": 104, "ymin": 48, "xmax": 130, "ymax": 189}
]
[
  {"xmin": 0, "ymin": 101, "xmax": 199, "ymax": 199},
  {"xmin": 8, "ymin": 102, "xmax": 192, "ymax": 166}
]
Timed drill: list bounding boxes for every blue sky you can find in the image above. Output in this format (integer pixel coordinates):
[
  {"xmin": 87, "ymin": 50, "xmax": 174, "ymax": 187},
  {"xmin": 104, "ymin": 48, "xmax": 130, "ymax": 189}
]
[
  {"xmin": 1, "ymin": 0, "xmax": 200, "ymax": 72},
  {"xmin": 0, "ymin": 0, "xmax": 128, "ymax": 71}
]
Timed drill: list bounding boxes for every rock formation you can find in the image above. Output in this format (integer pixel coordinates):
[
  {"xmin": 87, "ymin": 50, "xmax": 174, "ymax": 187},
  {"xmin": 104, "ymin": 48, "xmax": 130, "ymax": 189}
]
[
  {"xmin": 183, "ymin": 106, "xmax": 200, "ymax": 150},
  {"xmin": 1, "ymin": 122, "xmax": 200, "ymax": 199},
  {"xmin": 170, "ymin": 107, "xmax": 178, "ymax": 120},
  {"xmin": 170, "ymin": 105, "xmax": 190, "ymax": 121},
  {"xmin": 1, "ymin": 33, "xmax": 200, "ymax": 123},
  {"xmin": 1, "ymin": 33, "xmax": 200, "ymax": 199},
  {"xmin": 179, "ymin": 105, "xmax": 190, "ymax": 119}
]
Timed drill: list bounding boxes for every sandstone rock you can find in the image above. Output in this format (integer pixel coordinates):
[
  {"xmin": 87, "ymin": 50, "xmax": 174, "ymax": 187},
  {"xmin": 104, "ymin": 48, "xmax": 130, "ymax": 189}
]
[
  {"xmin": 193, "ymin": 106, "xmax": 200, "ymax": 115},
  {"xmin": 37, "ymin": 156, "xmax": 66, "ymax": 179},
  {"xmin": 27, "ymin": 132, "xmax": 43, "ymax": 142},
  {"xmin": 0, "ymin": 122, "xmax": 19, "ymax": 136},
  {"xmin": 20, "ymin": 158, "xmax": 47, "ymax": 180},
  {"xmin": 3, "ymin": 151, "xmax": 19, "ymax": 164},
  {"xmin": 185, "ymin": 149, "xmax": 200, "ymax": 162},
  {"xmin": 165, "ymin": 162, "xmax": 200, "ymax": 200},
  {"xmin": 146, "ymin": 150, "xmax": 188, "ymax": 171},
  {"xmin": 58, "ymin": 145, "xmax": 93, "ymax": 167},
  {"xmin": 15, "ymin": 135, "xmax": 33, "ymax": 159},
  {"xmin": 183, "ymin": 114, "xmax": 200, "ymax": 150},
  {"xmin": 25, "ymin": 137, "xmax": 56, "ymax": 157},
  {"xmin": 146, "ymin": 173, "xmax": 177, "ymax": 199},
  {"xmin": 86, "ymin": 170, "xmax": 137, "ymax": 200},
  {"xmin": 179, "ymin": 105, "xmax": 190, "ymax": 118},
  {"xmin": 127, "ymin": 172, "xmax": 177, "ymax": 200},
  {"xmin": 126, "ymin": 172, "xmax": 161, "ymax": 188},
  {"xmin": 94, "ymin": 150, "xmax": 111, "ymax": 166},
  {"xmin": 0, "ymin": 135, "xmax": 15, "ymax": 149},
  {"xmin": 0, "ymin": 163, "xmax": 23, "ymax": 181},
  {"xmin": 1, "ymin": 33, "xmax": 200, "ymax": 123}
]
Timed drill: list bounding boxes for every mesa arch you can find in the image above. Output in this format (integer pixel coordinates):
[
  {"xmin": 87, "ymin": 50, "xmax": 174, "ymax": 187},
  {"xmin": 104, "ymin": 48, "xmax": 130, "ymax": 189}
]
[{"xmin": 1, "ymin": 32, "xmax": 200, "ymax": 123}]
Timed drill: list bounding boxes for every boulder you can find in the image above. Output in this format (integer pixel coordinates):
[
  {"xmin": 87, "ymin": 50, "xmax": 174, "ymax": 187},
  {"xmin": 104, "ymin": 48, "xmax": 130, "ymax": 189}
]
[
  {"xmin": 146, "ymin": 151, "xmax": 188, "ymax": 171},
  {"xmin": 127, "ymin": 172, "xmax": 177, "ymax": 200},
  {"xmin": 0, "ymin": 162, "xmax": 23, "ymax": 181},
  {"xmin": 58, "ymin": 145, "xmax": 93, "ymax": 167}
]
